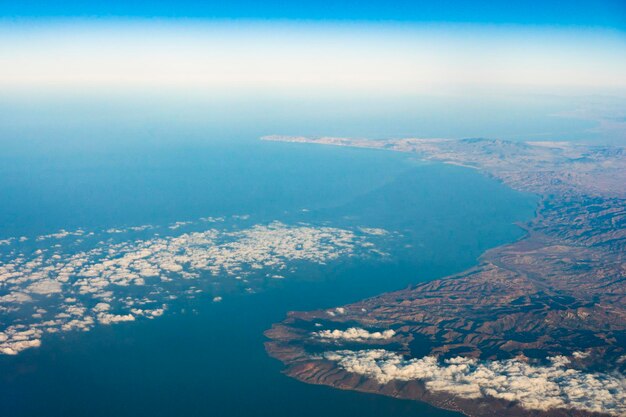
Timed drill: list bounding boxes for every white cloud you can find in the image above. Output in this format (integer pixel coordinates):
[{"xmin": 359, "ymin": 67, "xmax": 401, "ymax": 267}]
[
  {"xmin": 315, "ymin": 327, "xmax": 395, "ymax": 342},
  {"xmin": 97, "ymin": 313, "xmax": 135, "ymax": 325},
  {"xmin": 92, "ymin": 302, "xmax": 111, "ymax": 312},
  {"xmin": 0, "ymin": 327, "xmax": 43, "ymax": 355},
  {"xmin": 358, "ymin": 228, "xmax": 388, "ymax": 236},
  {"xmin": 0, "ymin": 218, "xmax": 385, "ymax": 355},
  {"xmin": 324, "ymin": 349, "xmax": 626, "ymax": 415},
  {"xmin": 27, "ymin": 279, "xmax": 63, "ymax": 295},
  {"xmin": 35, "ymin": 229, "xmax": 84, "ymax": 241},
  {"xmin": 0, "ymin": 292, "xmax": 33, "ymax": 304}
]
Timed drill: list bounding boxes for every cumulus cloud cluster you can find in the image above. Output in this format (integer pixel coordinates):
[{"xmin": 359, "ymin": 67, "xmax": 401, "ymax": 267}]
[
  {"xmin": 315, "ymin": 327, "xmax": 396, "ymax": 342},
  {"xmin": 0, "ymin": 217, "xmax": 386, "ymax": 355},
  {"xmin": 324, "ymin": 349, "xmax": 626, "ymax": 415}
]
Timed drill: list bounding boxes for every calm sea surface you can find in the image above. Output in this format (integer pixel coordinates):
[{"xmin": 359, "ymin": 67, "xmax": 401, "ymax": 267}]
[{"xmin": 0, "ymin": 120, "xmax": 537, "ymax": 416}]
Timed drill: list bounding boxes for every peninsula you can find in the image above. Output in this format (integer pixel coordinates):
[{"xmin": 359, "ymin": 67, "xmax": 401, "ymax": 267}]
[{"xmin": 263, "ymin": 135, "xmax": 626, "ymax": 417}]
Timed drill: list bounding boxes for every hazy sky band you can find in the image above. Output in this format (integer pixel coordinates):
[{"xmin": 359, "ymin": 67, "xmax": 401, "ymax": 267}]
[
  {"xmin": 1, "ymin": 20, "xmax": 625, "ymax": 95},
  {"xmin": 2, "ymin": 0, "xmax": 626, "ymax": 30}
]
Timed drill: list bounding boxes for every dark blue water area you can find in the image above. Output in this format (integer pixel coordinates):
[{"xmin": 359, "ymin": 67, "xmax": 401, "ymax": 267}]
[
  {"xmin": 0, "ymin": 137, "xmax": 537, "ymax": 417},
  {"xmin": 0, "ymin": 139, "xmax": 414, "ymax": 238}
]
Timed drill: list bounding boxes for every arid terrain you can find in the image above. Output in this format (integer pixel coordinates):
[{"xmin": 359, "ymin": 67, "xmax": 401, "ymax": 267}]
[{"xmin": 263, "ymin": 135, "xmax": 626, "ymax": 417}]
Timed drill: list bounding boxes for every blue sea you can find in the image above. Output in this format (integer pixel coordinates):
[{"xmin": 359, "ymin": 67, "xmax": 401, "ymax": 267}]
[{"xmin": 0, "ymin": 97, "xmax": 539, "ymax": 417}]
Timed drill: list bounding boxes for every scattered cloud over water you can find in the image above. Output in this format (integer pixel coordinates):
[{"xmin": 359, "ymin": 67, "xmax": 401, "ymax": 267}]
[
  {"xmin": 0, "ymin": 217, "xmax": 387, "ymax": 355},
  {"xmin": 324, "ymin": 349, "xmax": 626, "ymax": 415}
]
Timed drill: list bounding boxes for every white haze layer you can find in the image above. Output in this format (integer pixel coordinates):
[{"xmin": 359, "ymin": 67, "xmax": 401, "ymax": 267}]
[{"xmin": 1, "ymin": 22, "xmax": 625, "ymax": 95}]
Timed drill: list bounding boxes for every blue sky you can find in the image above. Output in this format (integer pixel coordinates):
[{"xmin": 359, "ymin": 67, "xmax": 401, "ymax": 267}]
[
  {"xmin": 0, "ymin": 1, "xmax": 625, "ymax": 144},
  {"xmin": 2, "ymin": 0, "xmax": 625, "ymax": 30},
  {"xmin": 1, "ymin": 1, "xmax": 625, "ymax": 98}
]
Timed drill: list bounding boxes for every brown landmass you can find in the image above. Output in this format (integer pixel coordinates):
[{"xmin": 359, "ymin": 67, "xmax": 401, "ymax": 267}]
[{"xmin": 262, "ymin": 135, "xmax": 626, "ymax": 417}]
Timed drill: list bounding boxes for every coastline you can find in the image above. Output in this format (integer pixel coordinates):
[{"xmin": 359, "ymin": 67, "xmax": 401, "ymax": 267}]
[{"xmin": 263, "ymin": 135, "xmax": 626, "ymax": 417}]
